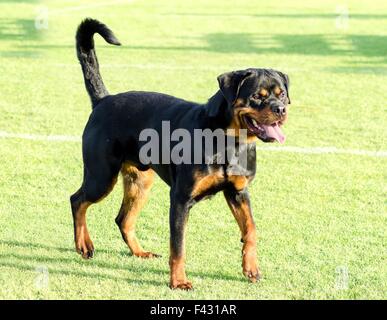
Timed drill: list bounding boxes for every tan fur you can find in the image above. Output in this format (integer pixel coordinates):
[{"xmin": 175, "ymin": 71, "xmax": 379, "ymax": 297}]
[
  {"xmin": 228, "ymin": 175, "xmax": 248, "ymax": 191},
  {"xmin": 73, "ymin": 201, "xmax": 94, "ymax": 258},
  {"xmin": 224, "ymin": 194, "xmax": 259, "ymax": 282},
  {"xmin": 259, "ymin": 88, "xmax": 268, "ymax": 97},
  {"xmin": 191, "ymin": 169, "xmax": 225, "ymax": 199},
  {"xmin": 227, "ymin": 98, "xmax": 287, "ymax": 143},
  {"xmin": 169, "ymin": 255, "xmax": 192, "ymax": 289},
  {"xmin": 274, "ymin": 86, "xmax": 281, "ymax": 95},
  {"xmin": 115, "ymin": 163, "xmax": 157, "ymax": 258}
]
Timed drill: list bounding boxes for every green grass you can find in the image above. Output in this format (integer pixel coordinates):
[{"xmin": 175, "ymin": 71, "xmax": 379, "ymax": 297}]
[{"xmin": 0, "ymin": 0, "xmax": 386, "ymax": 299}]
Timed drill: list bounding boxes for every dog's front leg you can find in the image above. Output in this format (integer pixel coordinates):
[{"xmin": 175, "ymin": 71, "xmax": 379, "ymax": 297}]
[
  {"xmin": 224, "ymin": 188, "xmax": 261, "ymax": 282},
  {"xmin": 169, "ymin": 188, "xmax": 193, "ymax": 290}
]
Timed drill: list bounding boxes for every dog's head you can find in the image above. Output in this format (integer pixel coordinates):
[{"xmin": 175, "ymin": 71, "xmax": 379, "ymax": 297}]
[{"xmin": 208, "ymin": 68, "xmax": 290, "ymax": 143}]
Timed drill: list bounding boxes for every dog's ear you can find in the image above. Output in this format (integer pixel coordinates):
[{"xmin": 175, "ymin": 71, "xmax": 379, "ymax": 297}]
[
  {"xmin": 207, "ymin": 70, "xmax": 254, "ymax": 118},
  {"xmin": 277, "ymin": 71, "xmax": 291, "ymax": 104},
  {"xmin": 207, "ymin": 90, "xmax": 228, "ymax": 118},
  {"xmin": 217, "ymin": 70, "xmax": 254, "ymax": 105}
]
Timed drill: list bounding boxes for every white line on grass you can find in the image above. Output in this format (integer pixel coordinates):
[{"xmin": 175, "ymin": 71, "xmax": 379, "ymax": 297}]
[{"xmin": 0, "ymin": 131, "xmax": 386, "ymax": 158}]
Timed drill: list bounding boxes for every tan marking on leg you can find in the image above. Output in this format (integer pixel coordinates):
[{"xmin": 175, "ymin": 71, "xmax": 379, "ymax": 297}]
[
  {"xmin": 191, "ymin": 169, "xmax": 224, "ymax": 199},
  {"xmin": 228, "ymin": 175, "xmax": 248, "ymax": 191},
  {"xmin": 224, "ymin": 193, "xmax": 260, "ymax": 282},
  {"xmin": 169, "ymin": 252, "xmax": 192, "ymax": 290},
  {"xmin": 73, "ymin": 201, "xmax": 94, "ymax": 259},
  {"xmin": 116, "ymin": 165, "xmax": 158, "ymax": 258},
  {"xmin": 71, "ymin": 172, "xmax": 118, "ymax": 259}
]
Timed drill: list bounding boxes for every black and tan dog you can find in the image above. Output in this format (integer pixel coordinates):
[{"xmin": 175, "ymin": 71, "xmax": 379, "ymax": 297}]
[{"xmin": 70, "ymin": 18, "xmax": 290, "ymax": 290}]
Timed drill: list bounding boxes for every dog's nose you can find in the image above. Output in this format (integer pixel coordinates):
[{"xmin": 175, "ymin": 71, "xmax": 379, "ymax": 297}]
[{"xmin": 273, "ymin": 105, "xmax": 286, "ymax": 116}]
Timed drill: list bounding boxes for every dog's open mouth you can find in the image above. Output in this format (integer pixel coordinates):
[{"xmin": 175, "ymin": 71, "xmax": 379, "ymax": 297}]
[{"xmin": 243, "ymin": 116, "xmax": 286, "ymax": 143}]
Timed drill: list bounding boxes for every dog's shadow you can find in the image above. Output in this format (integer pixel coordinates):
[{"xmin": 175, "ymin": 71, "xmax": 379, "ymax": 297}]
[{"xmin": 0, "ymin": 240, "xmax": 243, "ymax": 287}]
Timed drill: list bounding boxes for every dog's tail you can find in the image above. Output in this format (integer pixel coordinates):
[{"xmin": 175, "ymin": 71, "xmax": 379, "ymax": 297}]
[{"xmin": 76, "ymin": 18, "xmax": 121, "ymax": 108}]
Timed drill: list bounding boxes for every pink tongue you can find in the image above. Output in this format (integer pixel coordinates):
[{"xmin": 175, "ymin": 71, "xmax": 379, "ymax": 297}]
[{"xmin": 262, "ymin": 124, "xmax": 286, "ymax": 143}]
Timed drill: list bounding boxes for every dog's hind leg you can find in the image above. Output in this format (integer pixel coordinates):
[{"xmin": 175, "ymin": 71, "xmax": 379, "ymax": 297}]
[
  {"xmin": 115, "ymin": 165, "xmax": 159, "ymax": 258},
  {"xmin": 70, "ymin": 167, "xmax": 118, "ymax": 259}
]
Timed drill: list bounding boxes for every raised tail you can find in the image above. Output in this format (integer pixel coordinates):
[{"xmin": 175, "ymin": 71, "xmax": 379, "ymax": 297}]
[{"xmin": 76, "ymin": 18, "xmax": 121, "ymax": 108}]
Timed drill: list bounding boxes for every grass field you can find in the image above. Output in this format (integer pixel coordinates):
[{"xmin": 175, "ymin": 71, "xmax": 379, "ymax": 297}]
[{"xmin": 0, "ymin": 0, "xmax": 386, "ymax": 299}]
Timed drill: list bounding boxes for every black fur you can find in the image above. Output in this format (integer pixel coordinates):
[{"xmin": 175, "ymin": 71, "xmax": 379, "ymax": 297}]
[{"xmin": 76, "ymin": 18, "xmax": 121, "ymax": 107}]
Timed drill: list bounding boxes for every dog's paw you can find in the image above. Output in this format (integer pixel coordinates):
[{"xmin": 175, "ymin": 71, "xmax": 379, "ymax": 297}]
[
  {"xmin": 76, "ymin": 240, "xmax": 95, "ymax": 259},
  {"xmin": 170, "ymin": 280, "xmax": 193, "ymax": 290},
  {"xmin": 134, "ymin": 251, "xmax": 161, "ymax": 259},
  {"xmin": 243, "ymin": 267, "xmax": 261, "ymax": 283}
]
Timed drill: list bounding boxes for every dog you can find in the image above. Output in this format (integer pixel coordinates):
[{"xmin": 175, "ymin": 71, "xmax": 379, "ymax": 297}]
[{"xmin": 70, "ymin": 18, "xmax": 290, "ymax": 290}]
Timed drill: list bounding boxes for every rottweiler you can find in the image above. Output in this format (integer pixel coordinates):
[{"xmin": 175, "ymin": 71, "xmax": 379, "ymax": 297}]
[{"xmin": 70, "ymin": 18, "xmax": 290, "ymax": 290}]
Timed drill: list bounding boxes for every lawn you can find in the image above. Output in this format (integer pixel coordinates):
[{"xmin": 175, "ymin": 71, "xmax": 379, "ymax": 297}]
[{"xmin": 0, "ymin": 0, "xmax": 386, "ymax": 299}]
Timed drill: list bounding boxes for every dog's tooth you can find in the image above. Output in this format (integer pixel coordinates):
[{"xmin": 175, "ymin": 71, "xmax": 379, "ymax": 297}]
[{"xmin": 252, "ymin": 119, "xmax": 258, "ymax": 127}]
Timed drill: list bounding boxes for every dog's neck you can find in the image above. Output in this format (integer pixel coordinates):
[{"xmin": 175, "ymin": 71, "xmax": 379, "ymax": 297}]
[{"xmin": 205, "ymin": 90, "xmax": 233, "ymax": 128}]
